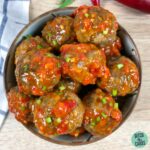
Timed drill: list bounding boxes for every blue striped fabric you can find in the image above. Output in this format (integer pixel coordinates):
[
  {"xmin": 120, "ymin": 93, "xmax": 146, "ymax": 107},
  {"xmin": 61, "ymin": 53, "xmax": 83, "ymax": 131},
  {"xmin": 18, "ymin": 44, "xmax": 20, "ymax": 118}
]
[{"xmin": 0, "ymin": 0, "xmax": 30, "ymax": 128}]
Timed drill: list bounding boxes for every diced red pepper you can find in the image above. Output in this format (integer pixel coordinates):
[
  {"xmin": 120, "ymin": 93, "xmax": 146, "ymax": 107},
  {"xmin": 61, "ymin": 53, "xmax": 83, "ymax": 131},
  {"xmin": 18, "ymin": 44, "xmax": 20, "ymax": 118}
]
[
  {"xmin": 111, "ymin": 110, "xmax": 122, "ymax": 122},
  {"xmin": 57, "ymin": 121, "xmax": 68, "ymax": 134}
]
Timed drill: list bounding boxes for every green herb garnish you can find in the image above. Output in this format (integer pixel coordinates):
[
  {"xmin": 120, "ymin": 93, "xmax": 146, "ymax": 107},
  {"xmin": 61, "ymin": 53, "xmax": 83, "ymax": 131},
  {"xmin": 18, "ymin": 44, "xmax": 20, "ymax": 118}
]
[
  {"xmin": 84, "ymin": 13, "xmax": 89, "ymax": 17},
  {"xmin": 59, "ymin": 85, "xmax": 65, "ymax": 91},
  {"xmin": 112, "ymin": 89, "xmax": 118, "ymax": 97},
  {"xmin": 42, "ymin": 86, "xmax": 47, "ymax": 91},
  {"xmin": 36, "ymin": 99, "xmax": 41, "ymax": 105},
  {"xmin": 101, "ymin": 112, "xmax": 107, "ymax": 118},
  {"xmin": 117, "ymin": 64, "xmax": 124, "ymax": 69},
  {"xmin": 52, "ymin": 40, "xmax": 57, "ymax": 46},
  {"xmin": 56, "ymin": 118, "xmax": 62, "ymax": 123},
  {"xmin": 46, "ymin": 117, "xmax": 52, "ymax": 123},
  {"xmin": 37, "ymin": 45, "xmax": 43, "ymax": 49},
  {"xmin": 47, "ymin": 33, "xmax": 52, "ymax": 37},
  {"xmin": 101, "ymin": 97, "xmax": 107, "ymax": 104},
  {"xmin": 57, "ymin": 62, "xmax": 61, "ymax": 68},
  {"xmin": 20, "ymin": 106, "xmax": 25, "ymax": 111},
  {"xmin": 109, "ymin": 102, "xmax": 113, "ymax": 107},
  {"xmin": 46, "ymin": 53, "xmax": 53, "ymax": 57},
  {"xmin": 103, "ymin": 29, "xmax": 108, "ymax": 35},
  {"xmin": 65, "ymin": 56, "xmax": 71, "ymax": 62},
  {"xmin": 90, "ymin": 121, "xmax": 96, "ymax": 126},
  {"xmin": 96, "ymin": 116, "xmax": 101, "ymax": 122},
  {"xmin": 114, "ymin": 103, "xmax": 119, "ymax": 109}
]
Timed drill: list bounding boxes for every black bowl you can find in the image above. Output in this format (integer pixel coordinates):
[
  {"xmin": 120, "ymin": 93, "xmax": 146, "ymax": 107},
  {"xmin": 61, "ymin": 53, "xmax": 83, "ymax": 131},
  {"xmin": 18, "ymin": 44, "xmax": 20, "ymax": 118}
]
[{"xmin": 4, "ymin": 7, "xmax": 142, "ymax": 145}]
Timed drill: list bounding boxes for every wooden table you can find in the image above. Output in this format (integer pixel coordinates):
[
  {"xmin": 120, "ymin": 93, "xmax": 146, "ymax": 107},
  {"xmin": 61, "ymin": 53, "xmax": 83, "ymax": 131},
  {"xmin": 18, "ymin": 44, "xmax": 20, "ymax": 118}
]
[{"xmin": 0, "ymin": 0, "xmax": 150, "ymax": 149}]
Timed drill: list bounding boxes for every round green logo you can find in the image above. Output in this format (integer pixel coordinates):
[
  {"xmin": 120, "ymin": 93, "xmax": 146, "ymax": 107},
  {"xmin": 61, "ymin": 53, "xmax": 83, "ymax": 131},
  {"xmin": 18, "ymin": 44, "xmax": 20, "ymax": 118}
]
[{"xmin": 131, "ymin": 131, "xmax": 148, "ymax": 148}]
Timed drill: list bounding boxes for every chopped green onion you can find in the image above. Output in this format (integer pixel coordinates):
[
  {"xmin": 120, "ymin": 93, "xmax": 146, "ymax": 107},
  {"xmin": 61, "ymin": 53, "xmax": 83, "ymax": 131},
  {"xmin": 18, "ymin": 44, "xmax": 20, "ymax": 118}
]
[
  {"xmin": 23, "ymin": 64, "xmax": 29, "ymax": 72},
  {"xmin": 52, "ymin": 40, "xmax": 57, "ymax": 46},
  {"xmin": 47, "ymin": 33, "xmax": 52, "ymax": 37},
  {"xmin": 37, "ymin": 45, "xmax": 43, "ymax": 49},
  {"xmin": 20, "ymin": 106, "xmax": 25, "ymax": 111},
  {"xmin": 117, "ymin": 64, "xmax": 124, "ymax": 69},
  {"xmin": 56, "ymin": 118, "xmax": 62, "ymax": 123},
  {"xmin": 65, "ymin": 56, "xmax": 71, "ymax": 62},
  {"xmin": 101, "ymin": 112, "xmax": 107, "ymax": 118},
  {"xmin": 101, "ymin": 97, "xmax": 107, "ymax": 104},
  {"xmin": 90, "ymin": 122, "xmax": 96, "ymax": 126},
  {"xmin": 46, "ymin": 117, "xmax": 52, "ymax": 123},
  {"xmin": 84, "ymin": 13, "xmax": 89, "ymax": 17},
  {"xmin": 57, "ymin": 62, "xmax": 61, "ymax": 68},
  {"xmin": 109, "ymin": 102, "xmax": 113, "ymax": 107},
  {"xmin": 42, "ymin": 86, "xmax": 47, "ymax": 91},
  {"xmin": 103, "ymin": 29, "xmax": 108, "ymax": 35},
  {"xmin": 114, "ymin": 103, "xmax": 119, "ymax": 109},
  {"xmin": 46, "ymin": 53, "xmax": 53, "ymax": 57},
  {"xmin": 36, "ymin": 99, "xmax": 41, "ymax": 105},
  {"xmin": 112, "ymin": 89, "xmax": 118, "ymax": 97},
  {"xmin": 59, "ymin": 85, "xmax": 65, "ymax": 91},
  {"xmin": 96, "ymin": 116, "xmax": 101, "ymax": 122}
]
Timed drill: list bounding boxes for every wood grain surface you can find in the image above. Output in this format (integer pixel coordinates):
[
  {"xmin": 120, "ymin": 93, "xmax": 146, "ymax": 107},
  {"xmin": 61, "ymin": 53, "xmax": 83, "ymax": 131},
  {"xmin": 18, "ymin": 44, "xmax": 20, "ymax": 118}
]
[{"xmin": 0, "ymin": 0, "xmax": 150, "ymax": 150}]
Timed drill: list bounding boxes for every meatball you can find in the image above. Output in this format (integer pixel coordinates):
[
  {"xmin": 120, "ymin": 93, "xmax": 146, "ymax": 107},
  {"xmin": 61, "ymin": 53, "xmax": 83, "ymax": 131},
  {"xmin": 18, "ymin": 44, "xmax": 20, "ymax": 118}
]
[
  {"xmin": 15, "ymin": 49, "xmax": 61, "ymax": 96},
  {"xmin": 15, "ymin": 36, "xmax": 50, "ymax": 64},
  {"xmin": 83, "ymin": 89, "xmax": 122, "ymax": 136},
  {"xmin": 74, "ymin": 5, "xmax": 118, "ymax": 47},
  {"xmin": 60, "ymin": 43, "xmax": 110, "ymax": 85},
  {"xmin": 97, "ymin": 56, "xmax": 140, "ymax": 96},
  {"xmin": 7, "ymin": 86, "xmax": 32, "ymax": 124},
  {"xmin": 55, "ymin": 78, "xmax": 81, "ymax": 93},
  {"xmin": 42, "ymin": 16, "xmax": 75, "ymax": 48},
  {"xmin": 33, "ymin": 91, "xmax": 85, "ymax": 137}
]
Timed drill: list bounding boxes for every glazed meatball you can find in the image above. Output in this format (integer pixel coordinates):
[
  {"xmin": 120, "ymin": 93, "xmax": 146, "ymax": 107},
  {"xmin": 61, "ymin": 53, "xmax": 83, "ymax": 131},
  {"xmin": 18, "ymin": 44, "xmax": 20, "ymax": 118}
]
[
  {"xmin": 7, "ymin": 87, "xmax": 32, "ymax": 124},
  {"xmin": 55, "ymin": 78, "xmax": 81, "ymax": 93},
  {"xmin": 42, "ymin": 16, "xmax": 74, "ymax": 48},
  {"xmin": 97, "ymin": 56, "xmax": 140, "ymax": 96},
  {"xmin": 15, "ymin": 49, "xmax": 61, "ymax": 96},
  {"xmin": 15, "ymin": 36, "xmax": 50, "ymax": 64},
  {"xmin": 33, "ymin": 91, "xmax": 85, "ymax": 137},
  {"xmin": 83, "ymin": 89, "xmax": 122, "ymax": 136},
  {"xmin": 60, "ymin": 43, "xmax": 110, "ymax": 85},
  {"xmin": 74, "ymin": 5, "xmax": 118, "ymax": 47}
]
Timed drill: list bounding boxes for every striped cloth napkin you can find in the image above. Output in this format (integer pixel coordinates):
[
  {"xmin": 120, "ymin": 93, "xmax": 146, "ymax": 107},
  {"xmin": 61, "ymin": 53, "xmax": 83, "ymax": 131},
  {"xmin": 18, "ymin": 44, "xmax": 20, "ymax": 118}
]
[{"xmin": 0, "ymin": 0, "xmax": 30, "ymax": 128}]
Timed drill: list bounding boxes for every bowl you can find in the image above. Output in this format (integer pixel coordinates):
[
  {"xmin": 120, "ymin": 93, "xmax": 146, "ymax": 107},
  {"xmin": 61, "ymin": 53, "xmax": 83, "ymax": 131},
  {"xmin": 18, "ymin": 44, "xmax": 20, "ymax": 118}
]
[{"xmin": 4, "ymin": 7, "xmax": 142, "ymax": 145}]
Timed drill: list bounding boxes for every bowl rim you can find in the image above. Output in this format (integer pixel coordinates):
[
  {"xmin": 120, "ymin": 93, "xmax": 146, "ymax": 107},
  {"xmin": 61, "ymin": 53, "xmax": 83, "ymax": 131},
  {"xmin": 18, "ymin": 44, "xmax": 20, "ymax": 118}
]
[{"xmin": 3, "ymin": 7, "xmax": 142, "ymax": 146}]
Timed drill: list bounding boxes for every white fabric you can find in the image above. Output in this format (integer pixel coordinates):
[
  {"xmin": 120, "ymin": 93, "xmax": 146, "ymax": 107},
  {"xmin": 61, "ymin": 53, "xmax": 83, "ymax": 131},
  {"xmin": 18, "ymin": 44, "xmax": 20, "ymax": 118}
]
[{"xmin": 0, "ymin": 0, "xmax": 30, "ymax": 128}]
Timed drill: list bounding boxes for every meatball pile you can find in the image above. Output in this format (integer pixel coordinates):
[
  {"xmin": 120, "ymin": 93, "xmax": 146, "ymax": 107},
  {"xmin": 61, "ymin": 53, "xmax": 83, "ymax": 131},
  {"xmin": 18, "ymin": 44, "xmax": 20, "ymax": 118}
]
[{"xmin": 7, "ymin": 5, "xmax": 140, "ymax": 138}]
